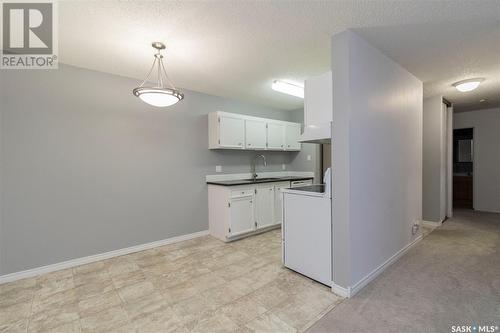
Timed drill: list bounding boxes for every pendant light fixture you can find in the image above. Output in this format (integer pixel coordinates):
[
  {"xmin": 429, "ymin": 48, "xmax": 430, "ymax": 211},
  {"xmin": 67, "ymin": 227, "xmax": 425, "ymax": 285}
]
[
  {"xmin": 452, "ymin": 78, "xmax": 484, "ymax": 92},
  {"xmin": 133, "ymin": 42, "xmax": 184, "ymax": 107}
]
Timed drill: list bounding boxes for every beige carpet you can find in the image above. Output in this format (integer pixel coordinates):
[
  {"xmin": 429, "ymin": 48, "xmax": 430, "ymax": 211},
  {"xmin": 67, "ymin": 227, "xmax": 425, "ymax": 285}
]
[{"xmin": 308, "ymin": 209, "xmax": 500, "ymax": 333}]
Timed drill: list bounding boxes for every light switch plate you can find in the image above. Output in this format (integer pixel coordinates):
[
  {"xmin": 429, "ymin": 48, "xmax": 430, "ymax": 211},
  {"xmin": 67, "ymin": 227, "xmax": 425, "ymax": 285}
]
[
  {"xmin": 215, "ymin": 165, "xmax": 222, "ymax": 173},
  {"xmin": 307, "ymin": 155, "xmax": 312, "ymax": 161},
  {"xmin": 282, "ymin": 164, "xmax": 286, "ymax": 170}
]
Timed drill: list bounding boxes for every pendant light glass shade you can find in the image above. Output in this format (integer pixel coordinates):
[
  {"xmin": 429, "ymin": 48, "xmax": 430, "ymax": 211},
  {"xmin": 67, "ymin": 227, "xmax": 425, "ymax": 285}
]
[
  {"xmin": 133, "ymin": 87, "xmax": 183, "ymax": 107},
  {"xmin": 133, "ymin": 42, "xmax": 184, "ymax": 107}
]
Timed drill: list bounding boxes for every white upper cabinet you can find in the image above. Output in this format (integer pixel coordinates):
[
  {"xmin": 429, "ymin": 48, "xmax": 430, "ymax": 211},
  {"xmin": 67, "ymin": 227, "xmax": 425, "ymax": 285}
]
[
  {"xmin": 285, "ymin": 123, "xmax": 301, "ymax": 151},
  {"xmin": 213, "ymin": 113, "xmax": 245, "ymax": 149},
  {"xmin": 245, "ymin": 119, "xmax": 267, "ymax": 150},
  {"xmin": 209, "ymin": 111, "xmax": 301, "ymax": 151},
  {"xmin": 304, "ymin": 71, "xmax": 333, "ymax": 127},
  {"xmin": 266, "ymin": 122, "xmax": 285, "ymax": 150}
]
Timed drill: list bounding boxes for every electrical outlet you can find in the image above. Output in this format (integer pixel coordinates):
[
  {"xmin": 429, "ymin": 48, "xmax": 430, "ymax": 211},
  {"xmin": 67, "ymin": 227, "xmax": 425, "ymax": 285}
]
[
  {"xmin": 412, "ymin": 223, "xmax": 420, "ymax": 235},
  {"xmin": 282, "ymin": 164, "xmax": 286, "ymax": 170},
  {"xmin": 215, "ymin": 165, "xmax": 222, "ymax": 173}
]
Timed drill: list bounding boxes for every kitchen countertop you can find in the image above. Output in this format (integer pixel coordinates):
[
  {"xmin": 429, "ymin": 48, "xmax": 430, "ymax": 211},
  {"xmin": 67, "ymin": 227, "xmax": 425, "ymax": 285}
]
[
  {"xmin": 206, "ymin": 176, "xmax": 313, "ymax": 186},
  {"xmin": 284, "ymin": 184, "xmax": 325, "ymax": 193},
  {"xmin": 281, "ymin": 184, "xmax": 330, "ymax": 198}
]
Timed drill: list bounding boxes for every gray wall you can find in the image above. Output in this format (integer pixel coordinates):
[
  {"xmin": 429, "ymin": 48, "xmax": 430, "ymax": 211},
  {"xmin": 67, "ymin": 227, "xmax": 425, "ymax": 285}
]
[
  {"xmin": 422, "ymin": 96, "xmax": 445, "ymax": 222},
  {"xmin": 454, "ymin": 108, "xmax": 500, "ymax": 213},
  {"xmin": 332, "ymin": 31, "xmax": 423, "ymax": 290},
  {"xmin": 0, "ymin": 64, "xmax": 300, "ymax": 275},
  {"xmin": 0, "ymin": 91, "xmax": 3, "ymax": 273},
  {"xmin": 288, "ymin": 108, "xmax": 321, "ymax": 183}
]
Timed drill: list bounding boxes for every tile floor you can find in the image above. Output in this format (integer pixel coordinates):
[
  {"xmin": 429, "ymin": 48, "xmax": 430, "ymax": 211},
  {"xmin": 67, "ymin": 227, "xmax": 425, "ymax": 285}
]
[{"xmin": 0, "ymin": 229, "xmax": 343, "ymax": 333}]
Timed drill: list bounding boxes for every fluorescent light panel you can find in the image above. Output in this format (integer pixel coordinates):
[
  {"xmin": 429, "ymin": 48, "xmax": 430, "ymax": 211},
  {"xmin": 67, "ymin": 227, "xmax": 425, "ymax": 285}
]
[{"xmin": 272, "ymin": 80, "xmax": 304, "ymax": 98}]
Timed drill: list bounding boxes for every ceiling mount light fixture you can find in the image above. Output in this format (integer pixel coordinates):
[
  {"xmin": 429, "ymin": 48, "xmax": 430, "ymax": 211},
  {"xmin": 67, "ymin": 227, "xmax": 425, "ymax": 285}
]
[
  {"xmin": 272, "ymin": 80, "xmax": 304, "ymax": 98},
  {"xmin": 452, "ymin": 78, "xmax": 484, "ymax": 92},
  {"xmin": 133, "ymin": 42, "xmax": 184, "ymax": 107}
]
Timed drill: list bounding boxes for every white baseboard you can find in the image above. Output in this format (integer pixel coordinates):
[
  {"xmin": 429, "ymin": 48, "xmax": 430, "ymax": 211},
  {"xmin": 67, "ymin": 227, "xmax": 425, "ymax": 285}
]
[
  {"xmin": 348, "ymin": 234, "xmax": 423, "ymax": 297},
  {"xmin": 422, "ymin": 220, "xmax": 442, "ymax": 227},
  {"xmin": 474, "ymin": 208, "xmax": 500, "ymax": 214},
  {"xmin": 0, "ymin": 229, "xmax": 209, "ymax": 285},
  {"xmin": 331, "ymin": 283, "xmax": 351, "ymax": 298}
]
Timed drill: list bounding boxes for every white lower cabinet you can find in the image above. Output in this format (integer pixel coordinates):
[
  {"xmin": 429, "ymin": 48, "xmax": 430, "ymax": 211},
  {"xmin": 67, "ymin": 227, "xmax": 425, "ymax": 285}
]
[
  {"xmin": 208, "ymin": 181, "xmax": 293, "ymax": 242},
  {"xmin": 273, "ymin": 181, "xmax": 290, "ymax": 224},
  {"xmin": 229, "ymin": 194, "xmax": 255, "ymax": 237},
  {"xmin": 255, "ymin": 185, "xmax": 275, "ymax": 229}
]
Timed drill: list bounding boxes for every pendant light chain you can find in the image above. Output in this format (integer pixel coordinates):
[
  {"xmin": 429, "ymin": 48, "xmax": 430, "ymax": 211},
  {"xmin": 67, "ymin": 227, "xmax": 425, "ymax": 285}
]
[
  {"xmin": 160, "ymin": 57, "xmax": 177, "ymax": 90},
  {"xmin": 157, "ymin": 51, "xmax": 163, "ymax": 88},
  {"xmin": 138, "ymin": 46, "xmax": 177, "ymax": 90},
  {"xmin": 138, "ymin": 56, "xmax": 157, "ymax": 88}
]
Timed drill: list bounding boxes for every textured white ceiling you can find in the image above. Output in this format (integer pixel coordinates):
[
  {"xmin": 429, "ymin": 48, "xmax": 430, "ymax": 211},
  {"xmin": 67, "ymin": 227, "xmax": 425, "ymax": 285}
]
[{"xmin": 58, "ymin": 1, "xmax": 500, "ymax": 111}]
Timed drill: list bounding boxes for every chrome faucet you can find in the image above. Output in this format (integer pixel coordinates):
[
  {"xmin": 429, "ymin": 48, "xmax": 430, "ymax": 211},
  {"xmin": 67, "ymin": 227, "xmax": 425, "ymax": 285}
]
[{"xmin": 251, "ymin": 154, "xmax": 267, "ymax": 181}]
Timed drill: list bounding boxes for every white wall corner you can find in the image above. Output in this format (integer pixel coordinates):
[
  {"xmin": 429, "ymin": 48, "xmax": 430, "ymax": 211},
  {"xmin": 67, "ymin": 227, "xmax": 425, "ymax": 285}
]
[
  {"xmin": 331, "ymin": 29, "xmax": 423, "ymax": 299},
  {"xmin": 331, "ymin": 283, "xmax": 351, "ymax": 298},
  {"xmin": 422, "ymin": 220, "xmax": 443, "ymax": 227},
  {"xmin": 348, "ymin": 234, "xmax": 423, "ymax": 297}
]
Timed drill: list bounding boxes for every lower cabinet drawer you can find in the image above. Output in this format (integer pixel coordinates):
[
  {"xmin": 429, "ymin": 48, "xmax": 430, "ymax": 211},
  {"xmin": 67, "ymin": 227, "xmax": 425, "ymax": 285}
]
[{"xmin": 231, "ymin": 189, "xmax": 254, "ymax": 198}]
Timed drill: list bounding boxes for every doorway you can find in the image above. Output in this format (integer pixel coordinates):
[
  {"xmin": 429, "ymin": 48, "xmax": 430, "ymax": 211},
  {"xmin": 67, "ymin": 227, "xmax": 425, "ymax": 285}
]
[
  {"xmin": 453, "ymin": 128, "xmax": 474, "ymax": 209},
  {"xmin": 321, "ymin": 143, "xmax": 331, "ymax": 176}
]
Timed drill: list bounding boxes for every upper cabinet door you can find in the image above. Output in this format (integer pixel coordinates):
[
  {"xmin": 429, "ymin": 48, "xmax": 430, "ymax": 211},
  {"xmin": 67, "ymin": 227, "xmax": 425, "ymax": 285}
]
[
  {"xmin": 285, "ymin": 124, "xmax": 301, "ymax": 150},
  {"xmin": 209, "ymin": 111, "xmax": 301, "ymax": 151},
  {"xmin": 267, "ymin": 122, "xmax": 285, "ymax": 150},
  {"xmin": 219, "ymin": 115, "xmax": 245, "ymax": 149},
  {"xmin": 245, "ymin": 119, "xmax": 267, "ymax": 150},
  {"xmin": 304, "ymin": 71, "xmax": 333, "ymax": 127}
]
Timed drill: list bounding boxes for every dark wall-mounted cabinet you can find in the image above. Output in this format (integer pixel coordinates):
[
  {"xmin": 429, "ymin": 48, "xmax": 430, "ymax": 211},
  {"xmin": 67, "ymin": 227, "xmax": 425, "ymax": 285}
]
[{"xmin": 453, "ymin": 175, "xmax": 473, "ymax": 208}]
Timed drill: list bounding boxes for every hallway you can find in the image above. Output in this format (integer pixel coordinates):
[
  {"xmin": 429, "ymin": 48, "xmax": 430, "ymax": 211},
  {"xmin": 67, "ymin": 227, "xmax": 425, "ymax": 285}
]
[{"xmin": 309, "ymin": 209, "xmax": 500, "ymax": 333}]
